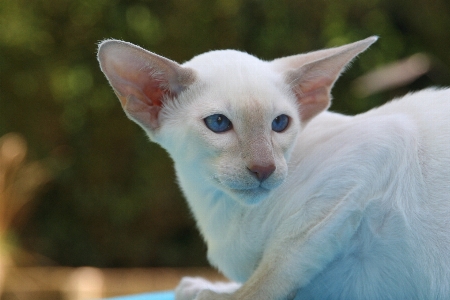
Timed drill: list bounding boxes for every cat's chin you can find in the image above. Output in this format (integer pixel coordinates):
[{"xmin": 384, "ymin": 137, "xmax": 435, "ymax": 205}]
[{"xmin": 227, "ymin": 186, "xmax": 272, "ymax": 206}]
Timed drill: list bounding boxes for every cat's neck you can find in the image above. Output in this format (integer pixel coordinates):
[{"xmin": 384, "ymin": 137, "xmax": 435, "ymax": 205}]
[{"xmin": 176, "ymin": 163, "xmax": 243, "ymax": 224}]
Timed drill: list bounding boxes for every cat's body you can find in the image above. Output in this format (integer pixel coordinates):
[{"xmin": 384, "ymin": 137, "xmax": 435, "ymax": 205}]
[
  {"xmin": 98, "ymin": 37, "xmax": 450, "ymax": 299},
  {"xmin": 177, "ymin": 89, "xmax": 450, "ymax": 299}
]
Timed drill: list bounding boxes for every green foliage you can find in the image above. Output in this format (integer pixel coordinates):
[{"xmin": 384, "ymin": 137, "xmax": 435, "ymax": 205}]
[{"xmin": 0, "ymin": 0, "xmax": 449, "ymax": 267}]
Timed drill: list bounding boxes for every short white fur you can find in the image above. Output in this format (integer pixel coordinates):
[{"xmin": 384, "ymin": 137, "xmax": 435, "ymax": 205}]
[{"xmin": 98, "ymin": 37, "xmax": 450, "ymax": 299}]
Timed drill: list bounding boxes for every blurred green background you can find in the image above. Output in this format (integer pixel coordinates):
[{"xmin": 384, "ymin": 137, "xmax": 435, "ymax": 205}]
[{"xmin": 0, "ymin": 0, "xmax": 449, "ymax": 268}]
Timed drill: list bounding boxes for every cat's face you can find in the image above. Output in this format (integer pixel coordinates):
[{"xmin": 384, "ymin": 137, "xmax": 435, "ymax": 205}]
[
  {"xmin": 98, "ymin": 37, "xmax": 377, "ymax": 205},
  {"xmin": 156, "ymin": 51, "xmax": 301, "ymax": 205}
]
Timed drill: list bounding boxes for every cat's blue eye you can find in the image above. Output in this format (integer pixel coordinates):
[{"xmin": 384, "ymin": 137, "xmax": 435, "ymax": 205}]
[
  {"xmin": 272, "ymin": 114, "xmax": 289, "ymax": 132},
  {"xmin": 204, "ymin": 114, "xmax": 232, "ymax": 133}
]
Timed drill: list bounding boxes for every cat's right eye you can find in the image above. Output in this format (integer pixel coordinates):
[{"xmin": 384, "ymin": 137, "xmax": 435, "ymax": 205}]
[{"xmin": 204, "ymin": 114, "xmax": 233, "ymax": 133}]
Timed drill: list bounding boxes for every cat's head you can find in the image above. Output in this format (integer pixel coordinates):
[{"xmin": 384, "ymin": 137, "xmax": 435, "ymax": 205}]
[{"xmin": 98, "ymin": 37, "xmax": 376, "ymax": 205}]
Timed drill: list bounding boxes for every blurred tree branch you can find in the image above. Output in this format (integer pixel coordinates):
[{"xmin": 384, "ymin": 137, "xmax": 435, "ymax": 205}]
[
  {"xmin": 0, "ymin": 133, "xmax": 52, "ymax": 294},
  {"xmin": 0, "ymin": 133, "xmax": 51, "ymax": 238}
]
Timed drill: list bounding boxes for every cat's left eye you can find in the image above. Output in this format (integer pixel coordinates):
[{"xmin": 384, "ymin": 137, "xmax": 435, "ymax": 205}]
[{"xmin": 272, "ymin": 114, "xmax": 289, "ymax": 132}]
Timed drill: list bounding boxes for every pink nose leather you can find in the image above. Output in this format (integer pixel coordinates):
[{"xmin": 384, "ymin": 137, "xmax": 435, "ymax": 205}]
[{"xmin": 248, "ymin": 163, "xmax": 276, "ymax": 182}]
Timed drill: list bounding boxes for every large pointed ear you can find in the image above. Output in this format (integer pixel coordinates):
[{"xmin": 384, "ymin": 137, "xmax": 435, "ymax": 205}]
[
  {"xmin": 272, "ymin": 36, "xmax": 377, "ymax": 124},
  {"xmin": 97, "ymin": 40, "xmax": 196, "ymax": 132}
]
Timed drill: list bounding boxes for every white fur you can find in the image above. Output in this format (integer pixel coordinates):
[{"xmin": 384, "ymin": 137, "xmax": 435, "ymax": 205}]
[{"xmin": 98, "ymin": 38, "xmax": 450, "ymax": 299}]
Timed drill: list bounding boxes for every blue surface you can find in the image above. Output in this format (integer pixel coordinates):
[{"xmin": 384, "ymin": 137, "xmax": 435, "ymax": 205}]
[{"xmin": 106, "ymin": 291, "xmax": 174, "ymax": 300}]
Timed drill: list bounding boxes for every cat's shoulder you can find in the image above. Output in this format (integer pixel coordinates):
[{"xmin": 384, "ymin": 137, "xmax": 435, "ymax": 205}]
[
  {"xmin": 368, "ymin": 87, "xmax": 450, "ymax": 116},
  {"xmin": 362, "ymin": 88, "xmax": 450, "ymax": 137}
]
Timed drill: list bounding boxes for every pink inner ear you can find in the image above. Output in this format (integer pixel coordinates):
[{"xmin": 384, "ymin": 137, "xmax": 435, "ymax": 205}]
[
  {"xmin": 294, "ymin": 76, "xmax": 332, "ymax": 123},
  {"xmin": 99, "ymin": 40, "xmax": 196, "ymax": 131},
  {"xmin": 123, "ymin": 79, "xmax": 171, "ymax": 129},
  {"xmin": 296, "ymin": 86, "xmax": 330, "ymax": 122},
  {"xmin": 110, "ymin": 72, "xmax": 169, "ymax": 129},
  {"xmin": 142, "ymin": 81, "xmax": 165, "ymax": 107},
  {"xmin": 113, "ymin": 68, "xmax": 170, "ymax": 109}
]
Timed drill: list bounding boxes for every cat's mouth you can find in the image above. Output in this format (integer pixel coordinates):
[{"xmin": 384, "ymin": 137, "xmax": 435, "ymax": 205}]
[
  {"xmin": 212, "ymin": 172, "xmax": 284, "ymax": 205},
  {"xmin": 226, "ymin": 185, "xmax": 272, "ymax": 205}
]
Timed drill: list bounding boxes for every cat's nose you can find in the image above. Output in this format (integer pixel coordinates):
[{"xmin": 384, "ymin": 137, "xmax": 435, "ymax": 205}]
[{"xmin": 248, "ymin": 163, "xmax": 276, "ymax": 182}]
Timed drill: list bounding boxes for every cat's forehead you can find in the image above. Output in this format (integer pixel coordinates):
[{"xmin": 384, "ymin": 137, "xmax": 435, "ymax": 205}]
[
  {"xmin": 183, "ymin": 50, "xmax": 282, "ymax": 84},
  {"xmin": 185, "ymin": 50, "xmax": 294, "ymax": 111},
  {"xmin": 183, "ymin": 49, "xmax": 264, "ymax": 71}
]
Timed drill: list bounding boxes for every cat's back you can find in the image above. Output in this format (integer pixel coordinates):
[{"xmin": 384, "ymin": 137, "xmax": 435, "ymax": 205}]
[
  {"xmin": 369, "ymin": 88, "xmax": 450, "ymax": 180},
  {"xmin": 360, "ymin": 88, "xmax": 450, "ymax": 198},
  {"xmin": 366, "ymin": 88, "xmax": 450, "ymax": 138},
  {"xmin": 293, "ymin": 89, "xmax": 450, "ymax": 299},
  {"xmin": 292, "ymin": 88, "xmax": 450, "ymax": 207}
]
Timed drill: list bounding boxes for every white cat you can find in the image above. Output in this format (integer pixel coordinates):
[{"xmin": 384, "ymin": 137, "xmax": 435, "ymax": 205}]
[{"xmin": 98, "ymin": 37, "xmax": 450, "ymax": 299}]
